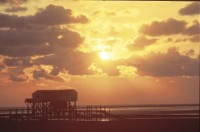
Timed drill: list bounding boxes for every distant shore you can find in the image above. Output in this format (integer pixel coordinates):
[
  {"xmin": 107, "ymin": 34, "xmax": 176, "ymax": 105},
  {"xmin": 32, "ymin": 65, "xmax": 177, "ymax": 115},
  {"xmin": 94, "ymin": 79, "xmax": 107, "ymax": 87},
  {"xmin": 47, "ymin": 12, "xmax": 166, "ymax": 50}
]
[{"xmin": 0, "ymin": 117, "xmax": 199, "ymax": 132}]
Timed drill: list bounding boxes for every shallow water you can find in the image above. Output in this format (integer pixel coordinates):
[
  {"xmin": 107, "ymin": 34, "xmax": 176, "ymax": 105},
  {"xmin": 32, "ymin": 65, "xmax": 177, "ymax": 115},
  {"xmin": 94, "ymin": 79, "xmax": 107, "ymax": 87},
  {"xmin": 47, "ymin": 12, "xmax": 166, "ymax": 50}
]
[
  {"xmin": 108, "ymin": 105, "xmax": 199, "ymax": 115},
  {"xmin": 0, "ymin": 104, "xmax": 199, "ymax": 116}
]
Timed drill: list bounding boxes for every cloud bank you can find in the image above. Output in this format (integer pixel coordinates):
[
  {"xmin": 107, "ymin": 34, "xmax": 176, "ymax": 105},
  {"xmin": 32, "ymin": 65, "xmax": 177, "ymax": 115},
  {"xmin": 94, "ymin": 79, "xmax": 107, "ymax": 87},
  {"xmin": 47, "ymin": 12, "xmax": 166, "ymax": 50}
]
[{"xmin": 179, "ymin": 2, "xmax": 200, "ymax": 16}]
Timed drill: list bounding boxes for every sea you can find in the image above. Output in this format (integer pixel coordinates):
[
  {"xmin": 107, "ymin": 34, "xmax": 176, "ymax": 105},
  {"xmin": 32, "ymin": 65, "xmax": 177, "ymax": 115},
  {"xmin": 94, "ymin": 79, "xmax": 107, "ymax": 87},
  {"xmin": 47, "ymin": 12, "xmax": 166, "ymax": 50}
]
[{"xmin": 108, "ymin": 104, "xmax": 199, "ymax": 115}]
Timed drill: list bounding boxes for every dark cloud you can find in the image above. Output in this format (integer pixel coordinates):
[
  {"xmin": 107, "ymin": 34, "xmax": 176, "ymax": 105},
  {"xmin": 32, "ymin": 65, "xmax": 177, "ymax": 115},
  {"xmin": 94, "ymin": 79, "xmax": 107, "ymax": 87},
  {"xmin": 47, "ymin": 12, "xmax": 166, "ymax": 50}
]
[
  {"xmin": 127, "ymin": 35, "xmax": 157, "ymax": 50},
  {"xmin": 32, "ymin": 4, "xmax": 89, "ymax": 25},
  {"xmin": 0, "ymin": 4, "xmax": 89, "ymax": 28},
  {"xmin": 0, "ymin": 13, "xmax": 28, "ymax": 28},
  {"xmin": 174, "ymin": 38, "xmax": 188, "ymax": 43},
  {"xmin": 5, "ymin": 6, "xmax": 27, "ymax": 12},
  {"xmin": 0, "ymin": 4, "xmax": 90, "ymax": 82},
  {"xmin": 0, "ymin": 5, "xmax": 87, "ymax": 58},
  {"xmin": 126, "ymin": 47, "xmax": 199, "ymax": 77},
  {"xmin": 0, "ymin": 27, "xmax": 83, "ymax": 57},
  {"xmin": 4, "ymin": 53, "xmax": 94, "ymax": 82},
  {"xmin": 33, "ymin": 69, "xmax": 64, "ymax": 82},
  {"xmin": 184, "ymin": 49, "xmax": 195, "ymax": 57},
  {"xmin": 7, "ymin": 67, "xmax": 28, "ymax": 82},
  {"xmin": 0, "ymin": 45, "xmax": 55, "ymax": 57},
  {"xmin": 33, "ymin": 69, "xmax": 49, "ymax": 80},
  {"xmin": 183, "ymin": 20, "xmax": 200, "ymax": 36},
  {"xmin": 3, "ymin": 57, "xmax": 32, "ymax": 67},
  {"xmin": 179, "ymin": 2, "xmax": 200, "ymax": 16},
  {"xmin": 9, "ymin": 75, "xmax": 27, "ymax": 82},
  {"xmin": 0, "ymin": 0, "xmax": 27, "ymax": 5},
  {"xmin": 33, "ymin": 51, "xmax": 95, "ymax": 81},
  {"xmin": 139, "ymin": 18, "xmax": 186, "ymax": 36},
  {"xmin": 167, "ymin": 38, "xmax": 173, "ymax": 42},
  {"xmin": 50, "ymin": 66, "xmax": 60, "ymax": 76},
  {"xmin": 62, "ymin": 51, "xmax": 95, "ymax": 75},
  {"xmin": 140, "ymin": 18, "xmax": 200, "ymax": 37},
  {"xmin": 0, "ymin": 28, "xmax": 50, "ymax": 46},
  {"xmin": 0, "ymin": 64, "xmax": 4, "ymax": 71},
  {"xmin": 0, "ymin": 27, "xmax": 82, "ymax": 47}
]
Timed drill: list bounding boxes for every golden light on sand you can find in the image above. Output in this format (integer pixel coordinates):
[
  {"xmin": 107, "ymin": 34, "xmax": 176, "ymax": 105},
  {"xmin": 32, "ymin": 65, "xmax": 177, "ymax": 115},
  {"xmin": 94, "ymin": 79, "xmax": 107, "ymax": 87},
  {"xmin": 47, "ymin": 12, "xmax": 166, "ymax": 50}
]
[{"xmin": 99, "ymin": 51, "xmax": 111, "ymax": 60}]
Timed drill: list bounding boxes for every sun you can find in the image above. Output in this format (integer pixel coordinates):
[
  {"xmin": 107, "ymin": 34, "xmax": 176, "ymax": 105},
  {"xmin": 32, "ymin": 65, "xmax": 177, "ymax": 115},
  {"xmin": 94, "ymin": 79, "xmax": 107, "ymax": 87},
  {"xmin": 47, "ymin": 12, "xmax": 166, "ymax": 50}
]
[{"xmin": 99, "ymin": 51, "xmax": 111, "ymax": 60}]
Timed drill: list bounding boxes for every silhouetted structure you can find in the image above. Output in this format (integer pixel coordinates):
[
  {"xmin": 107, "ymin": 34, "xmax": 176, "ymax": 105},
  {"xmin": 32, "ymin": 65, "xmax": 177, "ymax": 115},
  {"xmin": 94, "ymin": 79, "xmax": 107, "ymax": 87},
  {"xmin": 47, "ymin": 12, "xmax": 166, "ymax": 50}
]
[
  {"xmin": 25, "ymin": 89, "xmax": 78, "ymax": 120},
  {"xmin": 0, "ymin": 89, "xmax": 111, "ymax": 122}
]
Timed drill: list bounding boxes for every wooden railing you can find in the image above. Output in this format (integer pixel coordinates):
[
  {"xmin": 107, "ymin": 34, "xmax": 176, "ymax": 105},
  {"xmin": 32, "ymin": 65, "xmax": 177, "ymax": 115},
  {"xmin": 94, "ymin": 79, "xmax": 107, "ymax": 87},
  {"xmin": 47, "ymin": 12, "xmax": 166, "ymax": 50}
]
[{"xmin": 0, "ymin": 106, "xmax": 112, "ymax": 122}]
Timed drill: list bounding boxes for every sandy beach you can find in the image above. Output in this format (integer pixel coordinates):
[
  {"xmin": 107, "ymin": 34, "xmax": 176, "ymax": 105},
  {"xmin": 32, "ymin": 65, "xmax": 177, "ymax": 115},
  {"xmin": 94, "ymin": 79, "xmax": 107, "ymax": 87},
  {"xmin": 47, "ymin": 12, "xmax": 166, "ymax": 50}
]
[{"xmin": 0, "ymin": 117, "xmax": 199, "ymax": 132}]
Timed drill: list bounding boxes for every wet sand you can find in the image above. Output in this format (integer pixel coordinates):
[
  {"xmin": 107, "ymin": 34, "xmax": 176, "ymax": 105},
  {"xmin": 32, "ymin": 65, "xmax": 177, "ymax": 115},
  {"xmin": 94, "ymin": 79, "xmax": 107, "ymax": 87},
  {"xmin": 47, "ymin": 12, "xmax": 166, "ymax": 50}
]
[{"xmin": 0, "ymin": 118, "xmax": 199, "ymax": 132}]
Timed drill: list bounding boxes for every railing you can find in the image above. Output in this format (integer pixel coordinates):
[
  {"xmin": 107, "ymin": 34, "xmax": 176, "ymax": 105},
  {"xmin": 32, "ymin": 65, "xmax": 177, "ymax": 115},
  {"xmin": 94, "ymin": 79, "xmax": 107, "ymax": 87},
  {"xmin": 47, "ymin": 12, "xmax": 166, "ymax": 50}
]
[{"xmin": 0, "ymin": 106, "xmax": 112, "ymax": 122}]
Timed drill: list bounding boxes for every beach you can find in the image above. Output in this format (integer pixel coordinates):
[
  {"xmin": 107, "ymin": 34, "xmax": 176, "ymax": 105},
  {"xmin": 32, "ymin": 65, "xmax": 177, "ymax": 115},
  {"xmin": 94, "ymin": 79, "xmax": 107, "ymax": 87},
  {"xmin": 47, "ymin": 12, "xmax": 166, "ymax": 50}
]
[{"xmin": 0, "ymin": 117, "xmax": 199, "ymax": 132}]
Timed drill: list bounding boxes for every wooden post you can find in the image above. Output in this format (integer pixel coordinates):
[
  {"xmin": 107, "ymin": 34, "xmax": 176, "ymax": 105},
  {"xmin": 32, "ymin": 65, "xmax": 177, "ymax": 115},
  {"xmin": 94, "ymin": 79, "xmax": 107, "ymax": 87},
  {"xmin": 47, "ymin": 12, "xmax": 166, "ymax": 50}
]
[
  {"xmin": 86, "ymin": 106, "xmax": 88, "ymax": 121},
  {"xmin": 96, "ymin": 106, "xmax": 97, "ymax": 121},
  {"xmin": 27, "ymin": 108, "xmax": 29, "ymax": 121},
  {"xmin": 109, "ymin": 106, "xmax": 110, "ymax": 121},
  {"xmin": 32, "ymin": 102, "xmax": 35, "ymax": 120}
]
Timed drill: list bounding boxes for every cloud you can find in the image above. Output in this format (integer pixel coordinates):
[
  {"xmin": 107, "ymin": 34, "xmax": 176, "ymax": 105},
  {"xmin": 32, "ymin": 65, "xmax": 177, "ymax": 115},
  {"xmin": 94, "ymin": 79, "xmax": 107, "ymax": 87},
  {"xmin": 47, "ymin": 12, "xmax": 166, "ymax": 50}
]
[
  {"xmin": 179, "ymin": 2, "xmax": 200, "ymax": 15},
  {"xmin": 7, "ymin": 67, "xmax": 28, "ymax": 82},
  {"xmin": 174, "ymin": 38, "xmax": 188, "ymax": 43},
  {"xmin": 93, "ymin": 10, "xmax": 116, "ymax": 16},
  {"xmin": 0, "ymin": 27, "xmax": 82, "ymax": 47},
  {"xmin": 0, "ymin": 13, "xmax": 27, "ymax": 28},
  {"xmin": 0, "ymin": 45, "xmax": 55, "ymax": 57},
  {"xmin": 5, "ymin": 6, "xmax": 27, "ymax": 12},
  {"xmin": 33, "ymin": 69, "xmax": 64, "ymax": 82},
  {"xmin": 9, "ymin": 74, "xmax": 27, "ymax": 82},
  {"xmin": 183, "ymin": 20, "xmax": 200, "ymax": 36},
  {"xmin": 183, "ymin": 49, "xmax": 195, "ymax": 57},
  {"xmin": 0, "ymin": 64, "xmax": 4, "ymax": 72},
  {"xmin": 0, "ymin": 4, "xmax": 89, "ymax": 28},
  {"xmin": 190, "ymin": 35, "xmax": 200, "ymax": 43},
  {"xmin": 50, "ymin": 66, "xmax": 60, "ymax": 76},
  {"xmin": 139, "ymin": 18, "xmax": 187, "ymax": 36},
  {"xmin": 0, "ymin": 27, "xmax": 83, "ymax": 57},
  {"xmin": 0, "ymin": 5, "xmax": 87, "ymax": 57},
  {"xmin": 127, "ymin": 35, "xmax": 157, "ymax": 50},
  {"xmin": 0, "ymin": 27, "xmax": 89, "ymax": 81},
  {"xmin": 0, "ymin": 4, "xmax": 91, "ymax": 82},
  {"xmin": 3, "ymin": 57, "xmax": 32, "ymax": 67},
  {"xmin": 93, "ymin": 9, "xmax": 138, "ymax": 18},
  {"xmin": 139, "ymin": 18, "xmax": 200, "ymax": 37},
  {"xmin": 0, "ymin": 0, "xmax": 27, "ymax": 5},
  {"xmin": 35, "ymin": 51, "xmax": 98, "ymax": 75},
  {"xmin": 126, "ymin": 47, "xmax": 199, "ymax": 77},
  {"xmin": 32, "ymin": 4, "xmax": 89, "ymax": 25},
  {"xmin": 95, "ymin": 61, "xmax": 120, "ymax": 76}
]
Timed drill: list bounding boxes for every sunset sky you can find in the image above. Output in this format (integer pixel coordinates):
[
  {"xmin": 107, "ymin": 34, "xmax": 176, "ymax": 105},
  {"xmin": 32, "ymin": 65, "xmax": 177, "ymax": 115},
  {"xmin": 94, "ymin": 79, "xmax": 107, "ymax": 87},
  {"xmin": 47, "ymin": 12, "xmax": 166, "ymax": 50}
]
[{"xmin": 0, "ymin": 0, "xmax": 199, "ymax": 107}]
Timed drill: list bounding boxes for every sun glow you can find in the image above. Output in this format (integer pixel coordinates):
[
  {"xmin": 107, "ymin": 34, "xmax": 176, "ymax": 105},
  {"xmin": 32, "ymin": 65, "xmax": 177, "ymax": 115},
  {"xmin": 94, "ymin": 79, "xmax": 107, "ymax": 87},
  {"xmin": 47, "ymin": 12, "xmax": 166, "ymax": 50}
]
[{"xmin": 99, "ymin": 51, "xmax": 111, "ymax": 60}]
